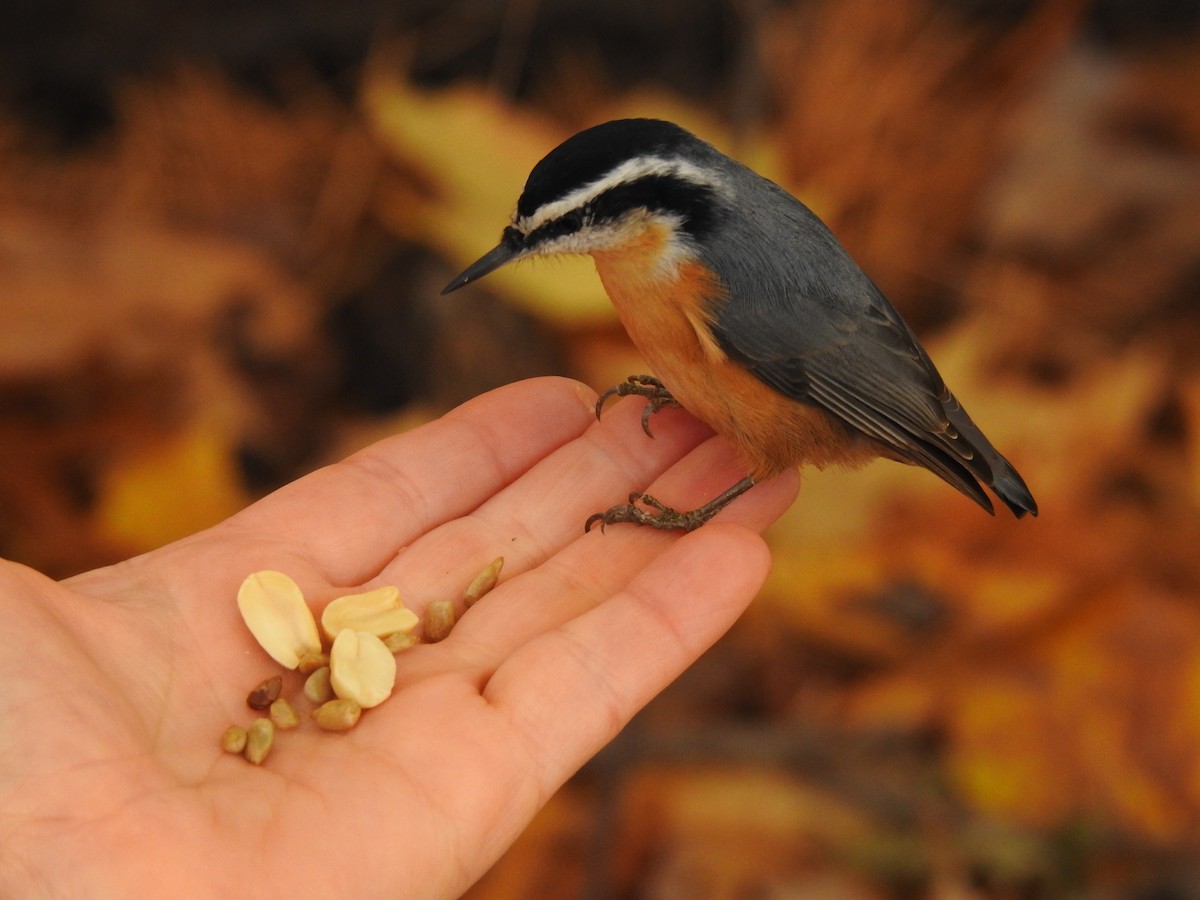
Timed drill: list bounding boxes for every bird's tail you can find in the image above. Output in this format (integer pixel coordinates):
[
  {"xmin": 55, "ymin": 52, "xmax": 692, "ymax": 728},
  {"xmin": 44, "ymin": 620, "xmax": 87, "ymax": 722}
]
[{"xmin": 942, "ymin": 394, "xmax": 1038, "ymax": 518}]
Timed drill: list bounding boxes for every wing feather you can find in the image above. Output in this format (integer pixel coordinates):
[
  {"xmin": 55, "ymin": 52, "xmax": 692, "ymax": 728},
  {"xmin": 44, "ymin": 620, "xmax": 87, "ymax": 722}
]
[{"xmin": 696, "ymin": 171, "xmax": 1035, "ymax": 516}]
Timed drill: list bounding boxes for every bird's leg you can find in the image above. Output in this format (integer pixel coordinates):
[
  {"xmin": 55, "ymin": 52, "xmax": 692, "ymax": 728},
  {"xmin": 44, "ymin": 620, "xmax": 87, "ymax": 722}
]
[
  {"xmin": 585, "ymin": 476, "xmax": 756, "ymax": 533},
  {"xmin": 594, "ymin": 374, "xmax": 680, "ymax": 438}
]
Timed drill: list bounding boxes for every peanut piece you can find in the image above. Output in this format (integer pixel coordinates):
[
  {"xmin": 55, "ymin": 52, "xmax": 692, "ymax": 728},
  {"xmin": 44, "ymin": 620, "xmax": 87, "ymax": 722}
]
[
  {"xmin": 297, "ymin": 648, "xmax": 330, "ymax": 674},
  {"xmin": 424, "ymin": 600, "xmax": 456, "ymax": 643},
  {"xmin": 464, "ymin": 557, "xmax": 503, "ymax": 607},
  {"xmin": 221, "ymin": 725, "xmax": 247, "ymax": 754},
  {"xmin": 321, "ymin": 586, "xmax": 419, "ymax": 642},
  {"xmin": 329, "ymin": 630, "xmax": 396, "ymax": 708},
  {"xmin": 313, "ymin": 698, "xmax": 361, "ymax": 731},
  {"xmin": 303, "ymin": 666, "xmax": 334, "ymax": 705},
  {"xmin": 237, "ymin": 571, "xmax": 321, "ymax": 669},
  {"xmin": 247, "ymin": 675, "xmax": 283, "ymax": 710},
  {"xmin": 270, "ymin": 698, "xmax": 300, "ymax": 730},
  {"xmin": 244, "ymin": 717, "xmax": 275, "ymax": 765},
  {"xmin": 382, "ymin": 630, "xmax": 418, "ymax": 653}
]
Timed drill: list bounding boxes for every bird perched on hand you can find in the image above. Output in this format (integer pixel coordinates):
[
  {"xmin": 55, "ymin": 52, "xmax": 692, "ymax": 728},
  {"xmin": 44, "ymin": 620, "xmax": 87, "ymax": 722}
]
[{"xmin": 443, "ymin": 118, "xmax": 1037, "ymax": 531}]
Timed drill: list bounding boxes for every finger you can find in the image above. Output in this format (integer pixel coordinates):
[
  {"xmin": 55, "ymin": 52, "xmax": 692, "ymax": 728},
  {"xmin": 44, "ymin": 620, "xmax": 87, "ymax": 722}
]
[
  {"xmin": 357, "ymin": 392, "xmax": 716, "ymax": 614},
  {"xmin": 407, "ymin": 438, "xmax": 798, "ymax": 680},
  {"xmin": 205, "ymin": 377, "xmax": 599, "ymax": 585},
  {"xmin": 483, "ymin": 523, "xmax": 773, "ymax": 792}
]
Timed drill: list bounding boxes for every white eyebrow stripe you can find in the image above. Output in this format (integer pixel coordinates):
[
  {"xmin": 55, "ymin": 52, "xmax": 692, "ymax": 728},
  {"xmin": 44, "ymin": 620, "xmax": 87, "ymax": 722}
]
[{"xmin": 515, "ymin": 155, "xmax": 722, "ymax": 234}]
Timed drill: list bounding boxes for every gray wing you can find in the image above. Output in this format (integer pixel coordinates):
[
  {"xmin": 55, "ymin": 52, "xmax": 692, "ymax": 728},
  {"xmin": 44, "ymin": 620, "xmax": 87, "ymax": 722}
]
[{"xmin": 702, "ymin": 193, "xmax": 1001, "ymax": 512}]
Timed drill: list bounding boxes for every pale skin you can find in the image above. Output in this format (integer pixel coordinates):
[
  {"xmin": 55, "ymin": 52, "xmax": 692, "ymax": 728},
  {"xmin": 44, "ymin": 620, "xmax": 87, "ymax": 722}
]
[{"xmin": 0, "ymin": 377, "xmax": 798, "ymax": 899}]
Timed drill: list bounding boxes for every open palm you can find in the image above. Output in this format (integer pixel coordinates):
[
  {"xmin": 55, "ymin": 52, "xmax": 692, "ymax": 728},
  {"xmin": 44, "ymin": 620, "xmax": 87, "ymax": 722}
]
[{"xmin": 0, "ymin": 377, "xmax": 798, "ymax": 899}]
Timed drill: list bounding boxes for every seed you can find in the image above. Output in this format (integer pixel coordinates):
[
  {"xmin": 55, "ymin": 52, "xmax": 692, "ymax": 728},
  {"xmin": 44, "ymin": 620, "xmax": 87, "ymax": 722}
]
[
  {"xmin": 297, "ymin": 649, "xmax": 330, "ymax": 674},
  {"xmin": 221, "ymin": 725, "xmax": 247, "ymax": 754},
  {"xmin": 425, "ymin": 600, "xmax": 456, "ymax": 642},
  {"xmin": 382, "ymin": 630, "xmax": 418, "ymax": 653},
  {"xmin": 329, "ymin": 630, "xmax": 396, "ymax": 708},
  {"xmin": 321, "ymin": 586, "xmax": 419, "ymax": 642},
  {"xmin": 313, "ymin": 698, "xmax": 361, "ymax": 731},
  {"xmin": 270, "ymin": 698, "xmax": 300, "ymax": 730},
  {"xmin": 303, "ymin": 666, "xmax": 334, "ymax": 705},
  {"xmin": 237, "ymin": 570, "xmax": 321, "ymax": 669},
  {"xmin": 247, "ymin": 675, "xmax": 283, "ymax": 710},
  {"xmin": 244, "ymin": 717, "xmax": 275, "ymax": 765},
  {"xmin": 464, "ymin": 557, "xmax": 504, "ymax": 607}
]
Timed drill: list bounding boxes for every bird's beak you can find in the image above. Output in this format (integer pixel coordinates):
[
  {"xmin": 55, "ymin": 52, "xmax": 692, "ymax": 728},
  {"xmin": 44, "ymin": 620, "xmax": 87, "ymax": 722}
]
[{"xmin": 441, "ymin": 228, "xmax": 525, "ymax": 295}]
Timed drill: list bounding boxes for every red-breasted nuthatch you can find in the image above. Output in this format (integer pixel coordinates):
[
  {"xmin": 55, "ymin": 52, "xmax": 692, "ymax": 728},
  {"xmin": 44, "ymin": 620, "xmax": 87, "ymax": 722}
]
[{"xmin": 443, "ymin": 119, "xmax": 1037, "ymax": 531}]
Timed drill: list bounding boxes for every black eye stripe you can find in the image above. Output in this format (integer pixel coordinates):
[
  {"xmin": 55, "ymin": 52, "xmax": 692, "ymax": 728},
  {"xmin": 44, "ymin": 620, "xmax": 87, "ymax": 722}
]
[
  {"xmin": 591, "ymin": 174, "xmax": 717, "ymax": 235},
  {"xmin": 527, "ymin": 174, "xmax": 719, "ymax": 247},
  {"xmin": 528, "ymin": 210, "xmax": 585, "ymax": 246}
]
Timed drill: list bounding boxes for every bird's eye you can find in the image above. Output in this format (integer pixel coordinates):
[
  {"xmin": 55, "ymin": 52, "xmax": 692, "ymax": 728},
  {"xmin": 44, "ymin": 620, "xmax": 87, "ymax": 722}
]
[{"xmin": 560, "ymin": 210, "xmax": 584, "ymax": 232}]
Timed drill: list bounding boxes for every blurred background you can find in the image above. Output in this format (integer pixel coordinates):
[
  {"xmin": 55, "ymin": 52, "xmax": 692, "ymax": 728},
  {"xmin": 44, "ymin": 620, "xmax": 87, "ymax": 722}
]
[{"xmin": 2, "ymin": 0, "xmax": 1199, "ymax": 896}]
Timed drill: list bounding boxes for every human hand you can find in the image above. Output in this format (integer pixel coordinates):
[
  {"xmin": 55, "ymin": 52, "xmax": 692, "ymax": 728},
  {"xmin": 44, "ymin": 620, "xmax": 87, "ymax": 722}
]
[{"xmin": 0, "ymin": 377, "xmax": 799, "ymax": 899}]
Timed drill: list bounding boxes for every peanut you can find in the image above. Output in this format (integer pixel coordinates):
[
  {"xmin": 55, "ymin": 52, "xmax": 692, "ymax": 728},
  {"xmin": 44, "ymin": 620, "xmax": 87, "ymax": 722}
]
[
  {"xmin": 382, "ymin": 630, "xmax": 418, "ymax": 653},
  {"xmin": 221, "ymin": 725, "xmax": 247, "ymax": 754},
  {"xmin": 329, "ymin": 629, "xmax": 396, "ymax": 708},
  {"xmin": 424, "ymin": 600, "xmax": 456, "ymax": 643},
  {"xmin": 303, "ymin": 666, "xmax": 334, "ymax": 705},
  {"xmin": 313, "ymin": 698, "xmax": 361, "ymax": 731},
  {"xmin": 321, "ymin": 586, "xmax": 419, "ymax": 642},
  {"xmin": 464, "ymin": 557, "xmax": 504, "ymax": 607},
  {"xmin": 297, "ymin": 648, "xmax": 330, "ymax": 674},
  {"xmin": 247, "ymin": 675, "xmax": 283, "ymax": 710},
  {"xmin": 237, "ymin": 571, "xmax": 321, "ymax": 669},
  {"xmin": 244, "ymin": 717, "xmax": 275, "ymax": 765},
  {"xmin": 269, "ymin": 698, "xmax": 300, "ymax": 730}
]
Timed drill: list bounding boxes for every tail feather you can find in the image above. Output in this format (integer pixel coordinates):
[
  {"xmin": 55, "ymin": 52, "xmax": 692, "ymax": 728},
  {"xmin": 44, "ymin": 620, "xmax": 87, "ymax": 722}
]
[
  {"xmin": 899, "ymin": 434, "xmax": 997, "ymax": 515},
  {"xmin": 943, "ymin": 396, "xmax": 1038, "ymax": 518}
]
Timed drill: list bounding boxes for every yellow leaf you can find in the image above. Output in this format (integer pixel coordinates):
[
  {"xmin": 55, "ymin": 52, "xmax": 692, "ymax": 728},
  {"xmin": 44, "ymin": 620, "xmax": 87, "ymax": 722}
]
[
  {"xmin": 363, "ymin": 78, "xmax": 612, "ymax": 325},
  {"xmin": 95, "ymin": 421, "xmax": 247, "ymax": 552},
  {"xmin": 363, "ymin": 80, "xmax": 806, "ymax": 329}
]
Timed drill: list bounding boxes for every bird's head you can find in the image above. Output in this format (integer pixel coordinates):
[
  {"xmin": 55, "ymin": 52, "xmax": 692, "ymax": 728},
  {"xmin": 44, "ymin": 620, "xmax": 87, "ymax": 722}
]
[{"xmin": 442, "ymin": 118, "xmax": 729, "ymax": 294}]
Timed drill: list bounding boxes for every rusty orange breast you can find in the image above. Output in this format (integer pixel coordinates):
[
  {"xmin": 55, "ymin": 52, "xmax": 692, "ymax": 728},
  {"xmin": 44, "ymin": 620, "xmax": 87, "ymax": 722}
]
[{"xmin": 590, "ymin": 222, "xmax": 876, "ymax": 480}]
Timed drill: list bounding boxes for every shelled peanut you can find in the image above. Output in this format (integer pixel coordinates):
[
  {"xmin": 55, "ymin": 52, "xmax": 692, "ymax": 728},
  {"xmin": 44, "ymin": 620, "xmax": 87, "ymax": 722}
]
[{"xmin": 221, "ymin": 557, "xmax": 504, "ymax": 764}]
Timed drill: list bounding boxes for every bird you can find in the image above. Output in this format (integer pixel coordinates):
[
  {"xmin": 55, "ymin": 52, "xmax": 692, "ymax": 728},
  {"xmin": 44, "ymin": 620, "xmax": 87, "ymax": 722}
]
[{"xmin": 442, "ymin": 118, "xmax": 1037, "ymax": 532}]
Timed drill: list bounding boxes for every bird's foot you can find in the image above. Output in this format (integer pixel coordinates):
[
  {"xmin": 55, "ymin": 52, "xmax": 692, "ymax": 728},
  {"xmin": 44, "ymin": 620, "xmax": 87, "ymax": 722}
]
[
  {"xmin": 585, "ymin": 492, "xmax": 714, "ymax": 533},
  {"xmin": 584, "ymin": 477, "xmax": 756, "ymax": 534},
  {"xmin": 594, "ymin": 374, "xmax": 680, "ymax": 438}
]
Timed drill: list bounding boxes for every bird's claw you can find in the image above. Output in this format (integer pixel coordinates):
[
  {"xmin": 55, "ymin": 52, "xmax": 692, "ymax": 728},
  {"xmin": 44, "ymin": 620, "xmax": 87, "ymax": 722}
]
[
  {"xmin": 594, "ymin": 374, "xmax": 680, "ymax": 438},
  {"xmin": 583, "ymin": 477, "xmax": 757, "ymax": 535},
  {"xmin": 584, "ymin": 491, "xmax": 711, "ymax": 534}
]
